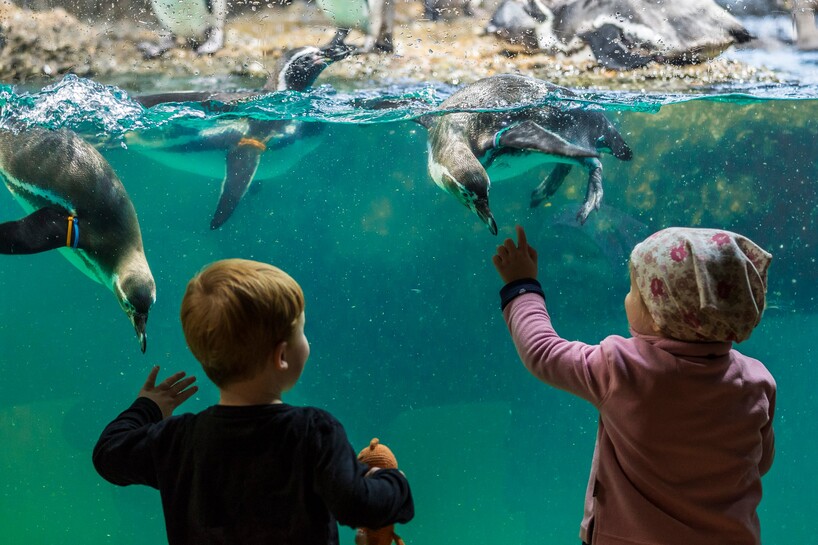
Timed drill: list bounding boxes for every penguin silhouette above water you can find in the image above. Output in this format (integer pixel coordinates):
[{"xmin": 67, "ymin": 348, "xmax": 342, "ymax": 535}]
[
  {"xmin": 417, "ymin": 74, "xmax": 632, "ymax": 234},
  {"xmin": 316, "ymin": 0, "xmax": 395, "ymax": 53},
  {"xmin": 486, "ymin": 0, "xmax": 752, "ymax": 69},
  {"xmin": 130, "ymin": 44, "xmax": 355, "ymax": 229},
  {"xmin": 0, "ymin": 125, "xmax": 156, "ymax": 353},
  {"xmin": 139, "ymin": 0, "xmax": 228, "ymax": 58}
]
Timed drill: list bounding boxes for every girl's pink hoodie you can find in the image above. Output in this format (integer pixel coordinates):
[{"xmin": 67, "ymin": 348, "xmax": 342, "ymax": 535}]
[{"xmin": 504, "ymin": 293, "xmax": 776, "ymax": 545}]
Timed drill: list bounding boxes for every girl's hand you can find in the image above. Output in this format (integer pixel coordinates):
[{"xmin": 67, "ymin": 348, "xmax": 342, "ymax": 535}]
[
  {"xmin": 492, "ymin": 225, "xmax": 538, "ymax": 284},
  {"xmin": 138, "ymin": 366, "xmax": 198, "ymax": 419}
]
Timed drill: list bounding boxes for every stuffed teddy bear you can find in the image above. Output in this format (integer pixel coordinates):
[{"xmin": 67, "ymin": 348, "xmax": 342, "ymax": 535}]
[{"xmin": 355, "ymin": 438, "xmax": 406, "ymax": 545}]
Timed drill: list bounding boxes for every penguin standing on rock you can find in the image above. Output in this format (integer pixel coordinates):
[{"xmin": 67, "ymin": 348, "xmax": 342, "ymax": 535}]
[
  {"xmin": 418, "ymin": 74, "xmax": 632, "ymax": 234},
  {"xmin": 139, "ymin": 0, "xmax": 228, "ymax": 59},
  {"xmin": 486, "ymin": 0, "xmax": 752, "ymax": 69},
  {"xmin": 316, "ymin": 0, "xmax": 395, "ymax": 53},
  {"xmin": 131, "ymin": 44, "xmax": 355, "ymax": 229},
  {"xmin": 0, "ymin": 125, "xmax": 156, "ymax": 353},
  {"xmin": 485, "ymin": 0, "xmax": 553, "ymax": 53}
]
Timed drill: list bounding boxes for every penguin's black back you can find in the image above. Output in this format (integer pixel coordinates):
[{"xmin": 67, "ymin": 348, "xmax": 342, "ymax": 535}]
[
  {"xmin": 0, "ymin": 127, "xmax": 143, "ymax": 260},
  {"xmin": 432, "ymin": 74, "xmax": 630, "ymax": 159}
]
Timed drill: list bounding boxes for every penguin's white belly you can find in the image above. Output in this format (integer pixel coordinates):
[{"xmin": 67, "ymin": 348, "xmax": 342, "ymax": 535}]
[
  {"xmin": 151, "ymin": 0, "xmax": 212, "ymax": 38},
  {"xmin": 317, "ymin": 0, "xmax": 369, "ymax": 31},
  {"xmin": 483, "ymin": 151, "xmax": 573, "ymax": 183},
  {"xmin": 130, "ymin": 135, "xmax": 324, "ymax": 183}
]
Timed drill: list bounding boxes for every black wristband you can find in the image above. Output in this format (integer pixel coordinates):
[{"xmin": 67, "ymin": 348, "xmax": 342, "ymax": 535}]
[{"xmin": 499, "ymin": 278, "xmax": 545, "ymax": 311}]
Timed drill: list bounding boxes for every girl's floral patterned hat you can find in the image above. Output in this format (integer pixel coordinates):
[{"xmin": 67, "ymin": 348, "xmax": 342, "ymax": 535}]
[{"xmin": 630, "ymin": 227, "xmax": 772, "ymax": 343}]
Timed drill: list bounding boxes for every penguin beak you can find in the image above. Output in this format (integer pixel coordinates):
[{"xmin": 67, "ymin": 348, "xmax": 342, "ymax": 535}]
[
  {"xmin": 320, "ymin": 44, "xmax": 356, "ymax": 63},
  {"xmin": 131, "ymin": 312, "xmax": 148, "ymax": 353},
  {"xmin": 475, "ymin": 200, "xmax": 498, "ymax": 235}
]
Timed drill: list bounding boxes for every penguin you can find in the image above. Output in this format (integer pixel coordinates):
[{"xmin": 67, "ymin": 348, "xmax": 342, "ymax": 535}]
[
  {"xmin": 129, "ymin": 44, "xmax": 355, "ymax": 230},
  {"xmin": 486, "ymin": 0, "xmax": 752, "ymax": 69},
  {"xmin": 424, "ymin": 0, "xmax": 482, "ymax": 21},
  {"xmin": 139, "ymin": 0, "xmax": 228, "ymax": 59},
  {"xmin": 316, "ymin": 0, "xmax": 395, "ymax": 53},
  {"xmin": 484, "ymin": 0, "xmax": 552, "ymax": 53},
  {"xmin": 417, "ymin": 74, "xmax": 632, "ymax": 234},
  {"xmin": 0, "ymin": 125, "xmax": 156, "ymax": 353}
]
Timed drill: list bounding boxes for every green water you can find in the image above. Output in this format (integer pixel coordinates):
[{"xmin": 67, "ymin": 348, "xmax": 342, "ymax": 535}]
[{"xmin": 1, "ymin": 79, "xmax": 817, "ymax": 544}]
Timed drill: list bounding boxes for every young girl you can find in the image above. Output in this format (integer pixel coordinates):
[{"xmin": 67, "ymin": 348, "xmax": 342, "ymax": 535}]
[{"xmin": 492, "ymin": 226, "xmax": 775, "ymax": 545}]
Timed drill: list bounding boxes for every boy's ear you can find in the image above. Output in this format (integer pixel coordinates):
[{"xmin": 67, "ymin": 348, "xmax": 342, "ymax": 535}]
[{"xmin": 271, "ymin": 340, "xmax": 288, "ymax": 370}]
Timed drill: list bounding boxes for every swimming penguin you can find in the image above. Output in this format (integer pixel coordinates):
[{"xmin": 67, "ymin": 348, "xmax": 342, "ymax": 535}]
[
  {"xmin": 130, "ymin": 44, "xmax": 355, "ymax": 229},
  {"xmin": 139, "ymin": 0, "xmax": 228, "ymax": 59},
  {"xmin": 0, "ymin": 125, "xmax": 156, "ymax": 352},
  {"xmin": 316, "ymin": 0, "xmax": 394, "ymax": 53},
  {"xmin": 417, "ymin": 74, "xmax": 632, "ymax": 234},
  {"xmin": 487, "ymin": 0, "xmax": 752, "ymax": 69},
  {"xmin": 424, "ymin": 0, "xmax": 482, "ymax": 21}
]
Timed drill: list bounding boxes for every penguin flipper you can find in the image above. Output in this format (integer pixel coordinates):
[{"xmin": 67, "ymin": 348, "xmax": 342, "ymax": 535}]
[
  {"xmin": 497, "ymin": 121, "xmax": 599, "ymax": 160},
  {"xmin": 210, "ymin": 143, "xmax": 264, "ymax": 229},
  {"xmin": 0, "ymin": 206, "xmax": 72, "ymax": 255}
]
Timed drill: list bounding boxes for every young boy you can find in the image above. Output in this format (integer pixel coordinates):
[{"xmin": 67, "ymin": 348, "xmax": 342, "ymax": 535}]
[
  {"xmin": 93, "ymin": 258, "xmax": 414, "ymax": 545},
  {"xmin": 492, "ymin": 226, "xmax": 775, "ymax": 545}
]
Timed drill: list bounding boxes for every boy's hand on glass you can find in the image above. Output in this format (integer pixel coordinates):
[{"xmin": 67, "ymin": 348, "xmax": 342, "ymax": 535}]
[
  {"xmin": 138, "ymin": 366, "xmax": 198, "ymax": 419},
  {"xmin": 492, "ymin": 225, "xmax": 538, "ymax": 284}
]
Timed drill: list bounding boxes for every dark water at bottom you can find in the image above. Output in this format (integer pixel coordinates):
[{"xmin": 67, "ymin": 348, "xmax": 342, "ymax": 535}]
[{"xmin": 1, "ymin": 91, "xmax": 817, "ymax": 543}]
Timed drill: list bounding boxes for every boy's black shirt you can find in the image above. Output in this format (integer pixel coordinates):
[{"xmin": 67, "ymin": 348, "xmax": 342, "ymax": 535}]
[{"xmin": 93, "ymin": 397, "xmax": 414, "ymax": 545}]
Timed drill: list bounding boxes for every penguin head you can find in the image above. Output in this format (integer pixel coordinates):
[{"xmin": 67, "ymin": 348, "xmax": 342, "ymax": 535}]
[
  {"xmin": 270, "ymin": 44, "xmax": 356, "ymax": 92},
  {"xmin": 428, "ymin": 143, "xmax": 498, "ymax": 235},
  {"xmin": 115, "ymin": 272, "xmax": 156, "ymax": 354}
]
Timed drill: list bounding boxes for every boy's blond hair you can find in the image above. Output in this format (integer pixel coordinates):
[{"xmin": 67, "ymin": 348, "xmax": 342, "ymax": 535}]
[{"xmin": 181, "ymin": 259, "xmax": 305, "ymax": 386}]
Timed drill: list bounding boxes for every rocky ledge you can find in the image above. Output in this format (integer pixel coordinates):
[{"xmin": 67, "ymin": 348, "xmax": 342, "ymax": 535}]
[{"xmin": 0, "ymin": 1, "xmax": 781, "ymax": 92}]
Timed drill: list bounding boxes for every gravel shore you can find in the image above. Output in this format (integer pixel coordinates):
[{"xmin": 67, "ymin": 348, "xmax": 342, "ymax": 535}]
[{"xmin": 0, "ymin": 1, "xmax": 780, "ymax": 91}]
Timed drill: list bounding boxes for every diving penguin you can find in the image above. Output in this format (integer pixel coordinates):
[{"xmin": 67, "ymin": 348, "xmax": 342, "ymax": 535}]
[
  {"xmin": 418, "ymin": 74, "xmax": 632, "ymax": 234},
  {"xmin": 0, "ymin": 125, "xmax": 156, "ymax": 353},
  {"xmin": 130, "ymin": 44, "xmax": 355, "ymax": 229},
  {"xmin": 316, "ymin": 0, "xmax": 394, "ymax": 53},
  {"xmin": 139, "ymin": 0, "xmax": 228, "ymax": 59}
]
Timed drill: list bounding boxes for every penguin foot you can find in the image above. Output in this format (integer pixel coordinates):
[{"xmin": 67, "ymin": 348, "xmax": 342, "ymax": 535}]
[
  {"xmin": 137, "ymin": 35, "xmax": 176, "ymax": 59},
  {"xmin": 531, "ymin": 164, "xmax": 573, "ymax": 209},
  {"xmin": 194, "ymin": 27, "xmax": 224, "ymax": 55},
  {"xmin": 576, "ymin": 199, "xmax": 598, "ymax": 225},
  {"xmin": 577, "ymin": 160, "xmax": 604, "ymax": 224},
  {"xmin": 576, "ymin": 184, "xmax": 604, "ymax": 225}
]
